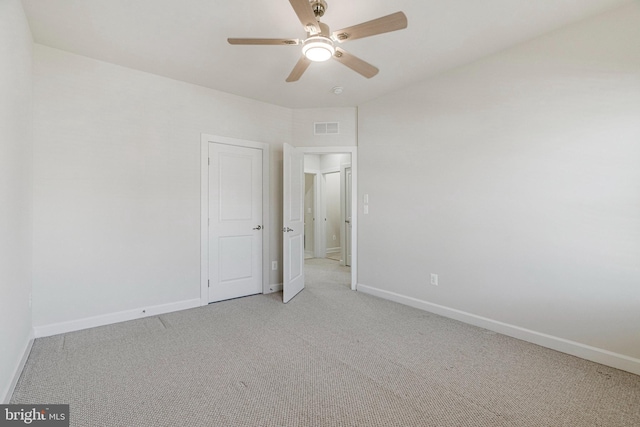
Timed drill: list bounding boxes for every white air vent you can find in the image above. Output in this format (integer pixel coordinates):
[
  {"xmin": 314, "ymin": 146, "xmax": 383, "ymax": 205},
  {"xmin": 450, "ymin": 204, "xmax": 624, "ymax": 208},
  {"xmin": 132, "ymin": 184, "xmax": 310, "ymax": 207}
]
[{"xmin": 314, "ymin": 122, "xmax": 340, "ymax": 135}]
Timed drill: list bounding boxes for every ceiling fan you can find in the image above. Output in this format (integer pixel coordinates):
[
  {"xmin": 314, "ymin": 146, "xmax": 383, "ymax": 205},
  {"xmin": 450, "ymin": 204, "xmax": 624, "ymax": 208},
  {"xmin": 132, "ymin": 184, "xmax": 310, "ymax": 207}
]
[{"xmin": 228, "ymin": 0, "xmax": 408, "ymax": 82}]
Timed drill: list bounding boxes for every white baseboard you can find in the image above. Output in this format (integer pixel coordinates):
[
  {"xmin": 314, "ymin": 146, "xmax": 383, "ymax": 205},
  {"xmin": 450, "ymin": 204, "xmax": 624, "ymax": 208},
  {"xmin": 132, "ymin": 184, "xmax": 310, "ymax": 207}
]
[
  {"xmin": 357, "ymin": 283, "xmax": 640, "ymax": 376},
  {"xmin": 326, "ymin": 247, "xmax": 341, "ymax": 254},
  {"xmin": 33, "ymin": 299, "xmax": 201, "ymax": 338},
  {"xmin": 2, "ymin": 331, "xmax": 34, "ymax": 404},
  {"xmin": 267, "ymin": 283, "xmax": 283, "ymax": 293}
]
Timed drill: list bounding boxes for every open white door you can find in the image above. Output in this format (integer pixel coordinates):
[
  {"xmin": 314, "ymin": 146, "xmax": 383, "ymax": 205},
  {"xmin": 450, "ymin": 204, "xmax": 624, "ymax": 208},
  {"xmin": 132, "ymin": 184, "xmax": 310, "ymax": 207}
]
[{"xmin": 283, "ymin": 143, "xmax": 305, "ymax": 303}]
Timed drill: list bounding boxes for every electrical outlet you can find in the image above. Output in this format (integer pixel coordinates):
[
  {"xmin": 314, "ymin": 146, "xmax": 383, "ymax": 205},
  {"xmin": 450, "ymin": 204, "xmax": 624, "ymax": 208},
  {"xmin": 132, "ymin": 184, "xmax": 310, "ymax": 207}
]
[
  {"xmin": 272, "ymin": 261, "xmax": 278, "ymax": 271},
  {"xmin": 430, "ymin": 273, "xmax": 439, "ymax": 286}
]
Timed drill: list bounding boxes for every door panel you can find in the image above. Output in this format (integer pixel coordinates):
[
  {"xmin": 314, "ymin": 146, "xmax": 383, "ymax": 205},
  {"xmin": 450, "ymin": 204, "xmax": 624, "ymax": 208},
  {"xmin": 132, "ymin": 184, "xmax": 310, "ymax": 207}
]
[
  {"xmin": 283, "ymin": 143, "xmax": 305, "ymax": 303},
  {"xmin": 288, "ymin": 234, "xmax": 303, "ymax": 282},
  {"xmin": 219, "ymin": 154, "xmax": 254, "ymax": 220},
  {"xmin": 219, "ymin": 236, "xmax": 253, "ymax": 281},
  {"xmin": 209, "ymin": 143, "xmax": 262, "ymax": 302}
]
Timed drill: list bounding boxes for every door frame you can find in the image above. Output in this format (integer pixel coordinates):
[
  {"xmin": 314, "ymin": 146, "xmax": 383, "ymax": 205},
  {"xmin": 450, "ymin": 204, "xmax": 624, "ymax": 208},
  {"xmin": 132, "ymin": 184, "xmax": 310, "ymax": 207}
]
[
  {"xmin": 340, "ymin": 163, "xmax": 352, "ymax": 267},
  {"xmin": 298, "ymin": 146, "xmax": 358, "ymax": 291},
  {"xmin": 200, "ymin": 134, "xmax": 271, "ymax": 306}
]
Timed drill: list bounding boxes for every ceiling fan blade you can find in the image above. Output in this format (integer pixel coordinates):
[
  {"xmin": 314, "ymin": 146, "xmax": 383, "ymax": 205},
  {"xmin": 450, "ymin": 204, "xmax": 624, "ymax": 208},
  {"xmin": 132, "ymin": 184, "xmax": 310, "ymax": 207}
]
[
  {"xmin": 333, "ymin": 47, "xmax": 379, "ymax": 79},
  {"xmin": 289, "ymin": 0, "xmax": 321, "ymax": 34},
  {"xmin": 286, "ymin": 56, "xmax": 312, "ymax": 82},
  {"xmin": 333, "ymin": 11, "xmax": 407, "ymax": 43},
  {"xmin": 228, "ymin": 38, "xmax": 300, "ymax": 46}
]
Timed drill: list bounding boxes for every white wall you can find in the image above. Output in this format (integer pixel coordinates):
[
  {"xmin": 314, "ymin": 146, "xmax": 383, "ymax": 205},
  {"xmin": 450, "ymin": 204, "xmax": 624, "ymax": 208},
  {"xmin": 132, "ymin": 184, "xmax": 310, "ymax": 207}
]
[
  {"xmin": 0, "ymin": 0, "xmax": 33, "ymax": 402},
  {"xmin": 293, "ymin": 107, "xmax": 357, "ymax": 147},
  {"xmin": 304, "ymin": 154, "xmax": 320, "ymax": 171},
  {"xmin": 32, "ymin": 45, "xmax": 292, "ymax": 329},
  {"xmin": 358, "ymin": 3, "xmax": 640, "ymax": 369},
  {"xmin": 320, "ymin": 153, "xmax": 351, "ymax": 171}
]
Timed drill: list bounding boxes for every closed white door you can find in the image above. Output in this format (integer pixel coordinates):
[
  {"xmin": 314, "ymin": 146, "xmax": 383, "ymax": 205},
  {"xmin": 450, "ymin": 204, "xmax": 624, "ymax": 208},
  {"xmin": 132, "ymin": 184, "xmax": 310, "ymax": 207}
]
[
  {"xmin": 283, "ymin": 143, "xmax": 305, "ymax": 303},
  {"xmin": 208, "ymin": 143, "xmax": 263, "ymax": 302}
]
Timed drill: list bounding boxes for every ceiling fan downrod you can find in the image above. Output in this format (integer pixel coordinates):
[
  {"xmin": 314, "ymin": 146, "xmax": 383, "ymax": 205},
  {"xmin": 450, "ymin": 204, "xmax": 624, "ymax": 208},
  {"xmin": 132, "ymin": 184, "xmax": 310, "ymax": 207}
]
[{"xmin": 311, "ymin": 0, "xmax": 327, "ymax": 18}]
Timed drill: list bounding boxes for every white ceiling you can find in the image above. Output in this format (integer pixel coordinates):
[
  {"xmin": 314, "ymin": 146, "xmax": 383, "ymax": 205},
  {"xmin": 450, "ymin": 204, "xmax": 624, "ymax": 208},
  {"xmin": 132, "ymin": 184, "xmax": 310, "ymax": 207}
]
[{"xmin": 22, "ymin": 0, "xmax": 631, "ymax": 109}]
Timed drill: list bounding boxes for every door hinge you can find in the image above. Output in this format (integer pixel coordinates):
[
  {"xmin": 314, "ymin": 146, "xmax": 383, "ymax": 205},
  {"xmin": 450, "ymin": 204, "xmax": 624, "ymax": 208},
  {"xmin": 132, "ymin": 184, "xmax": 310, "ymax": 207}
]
[
  {"xmin": 208, "ymin": 280, "xmax": 210, "ymax": 288},
  {"xmin": 208, "ymin": 157, "xmax": 210, "ymax": 166}
]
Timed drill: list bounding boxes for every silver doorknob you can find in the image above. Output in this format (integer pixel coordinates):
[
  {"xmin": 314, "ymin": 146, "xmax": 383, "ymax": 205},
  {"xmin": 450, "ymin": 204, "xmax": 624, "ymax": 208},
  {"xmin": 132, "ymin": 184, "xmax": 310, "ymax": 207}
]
[
  {"xmin": 282, "ymin": 227, "xmax": 293, "ymax": 232},
  {"xmin": 253, "ymin": 225, "xmax": 262, "ymax": 230}
]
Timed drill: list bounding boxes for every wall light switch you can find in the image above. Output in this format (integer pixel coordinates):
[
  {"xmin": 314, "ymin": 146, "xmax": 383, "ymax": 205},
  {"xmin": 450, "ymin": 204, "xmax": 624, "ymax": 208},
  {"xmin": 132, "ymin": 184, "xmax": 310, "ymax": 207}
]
[
  {"xmin": 364, "ymin": 205, "xmax": 369, "ymax": 215},
  {"xmin": 272, "ymin": 261, "xmax": 278, "ymax": 271},
  {"xmin": 430, "ymin": 273, "xmax": 439, "ymax": 286},
  {"xmin": 364, "ymin": 194, "xmax": 369, "ymax": 204}
]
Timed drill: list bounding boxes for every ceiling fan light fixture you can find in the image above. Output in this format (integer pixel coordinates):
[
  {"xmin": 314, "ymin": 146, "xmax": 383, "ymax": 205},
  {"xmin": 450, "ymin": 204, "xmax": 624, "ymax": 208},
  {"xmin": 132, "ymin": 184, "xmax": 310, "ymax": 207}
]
[{"xmin": 302, "ymin": 36, "xmax": 335, "ymax": 62}]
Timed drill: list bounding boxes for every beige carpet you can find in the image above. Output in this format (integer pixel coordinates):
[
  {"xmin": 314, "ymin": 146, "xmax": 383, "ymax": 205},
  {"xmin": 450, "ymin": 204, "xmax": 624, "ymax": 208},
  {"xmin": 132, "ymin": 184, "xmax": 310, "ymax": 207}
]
[
  {"xmin": 325, "ymin": 251, "xmax": 342, "ymax": 262},
  {"xmin": 11, "ymin": 259, "xmax": 640, "ymax": 426}
]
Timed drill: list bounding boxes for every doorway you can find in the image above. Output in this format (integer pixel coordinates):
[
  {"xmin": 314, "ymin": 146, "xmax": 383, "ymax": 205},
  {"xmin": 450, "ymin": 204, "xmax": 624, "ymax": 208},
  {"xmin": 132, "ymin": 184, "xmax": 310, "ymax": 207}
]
[
  {"xmin": 300, "ymin": 148, "xmax": 356, "ymax": 290},
  {"xmin": 304, "ymin": 154, "xmax": 352, "ymax": 265},
  {"xmin": 283, "ymin": 145, "xmax": 357, "ymax": 299}
]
